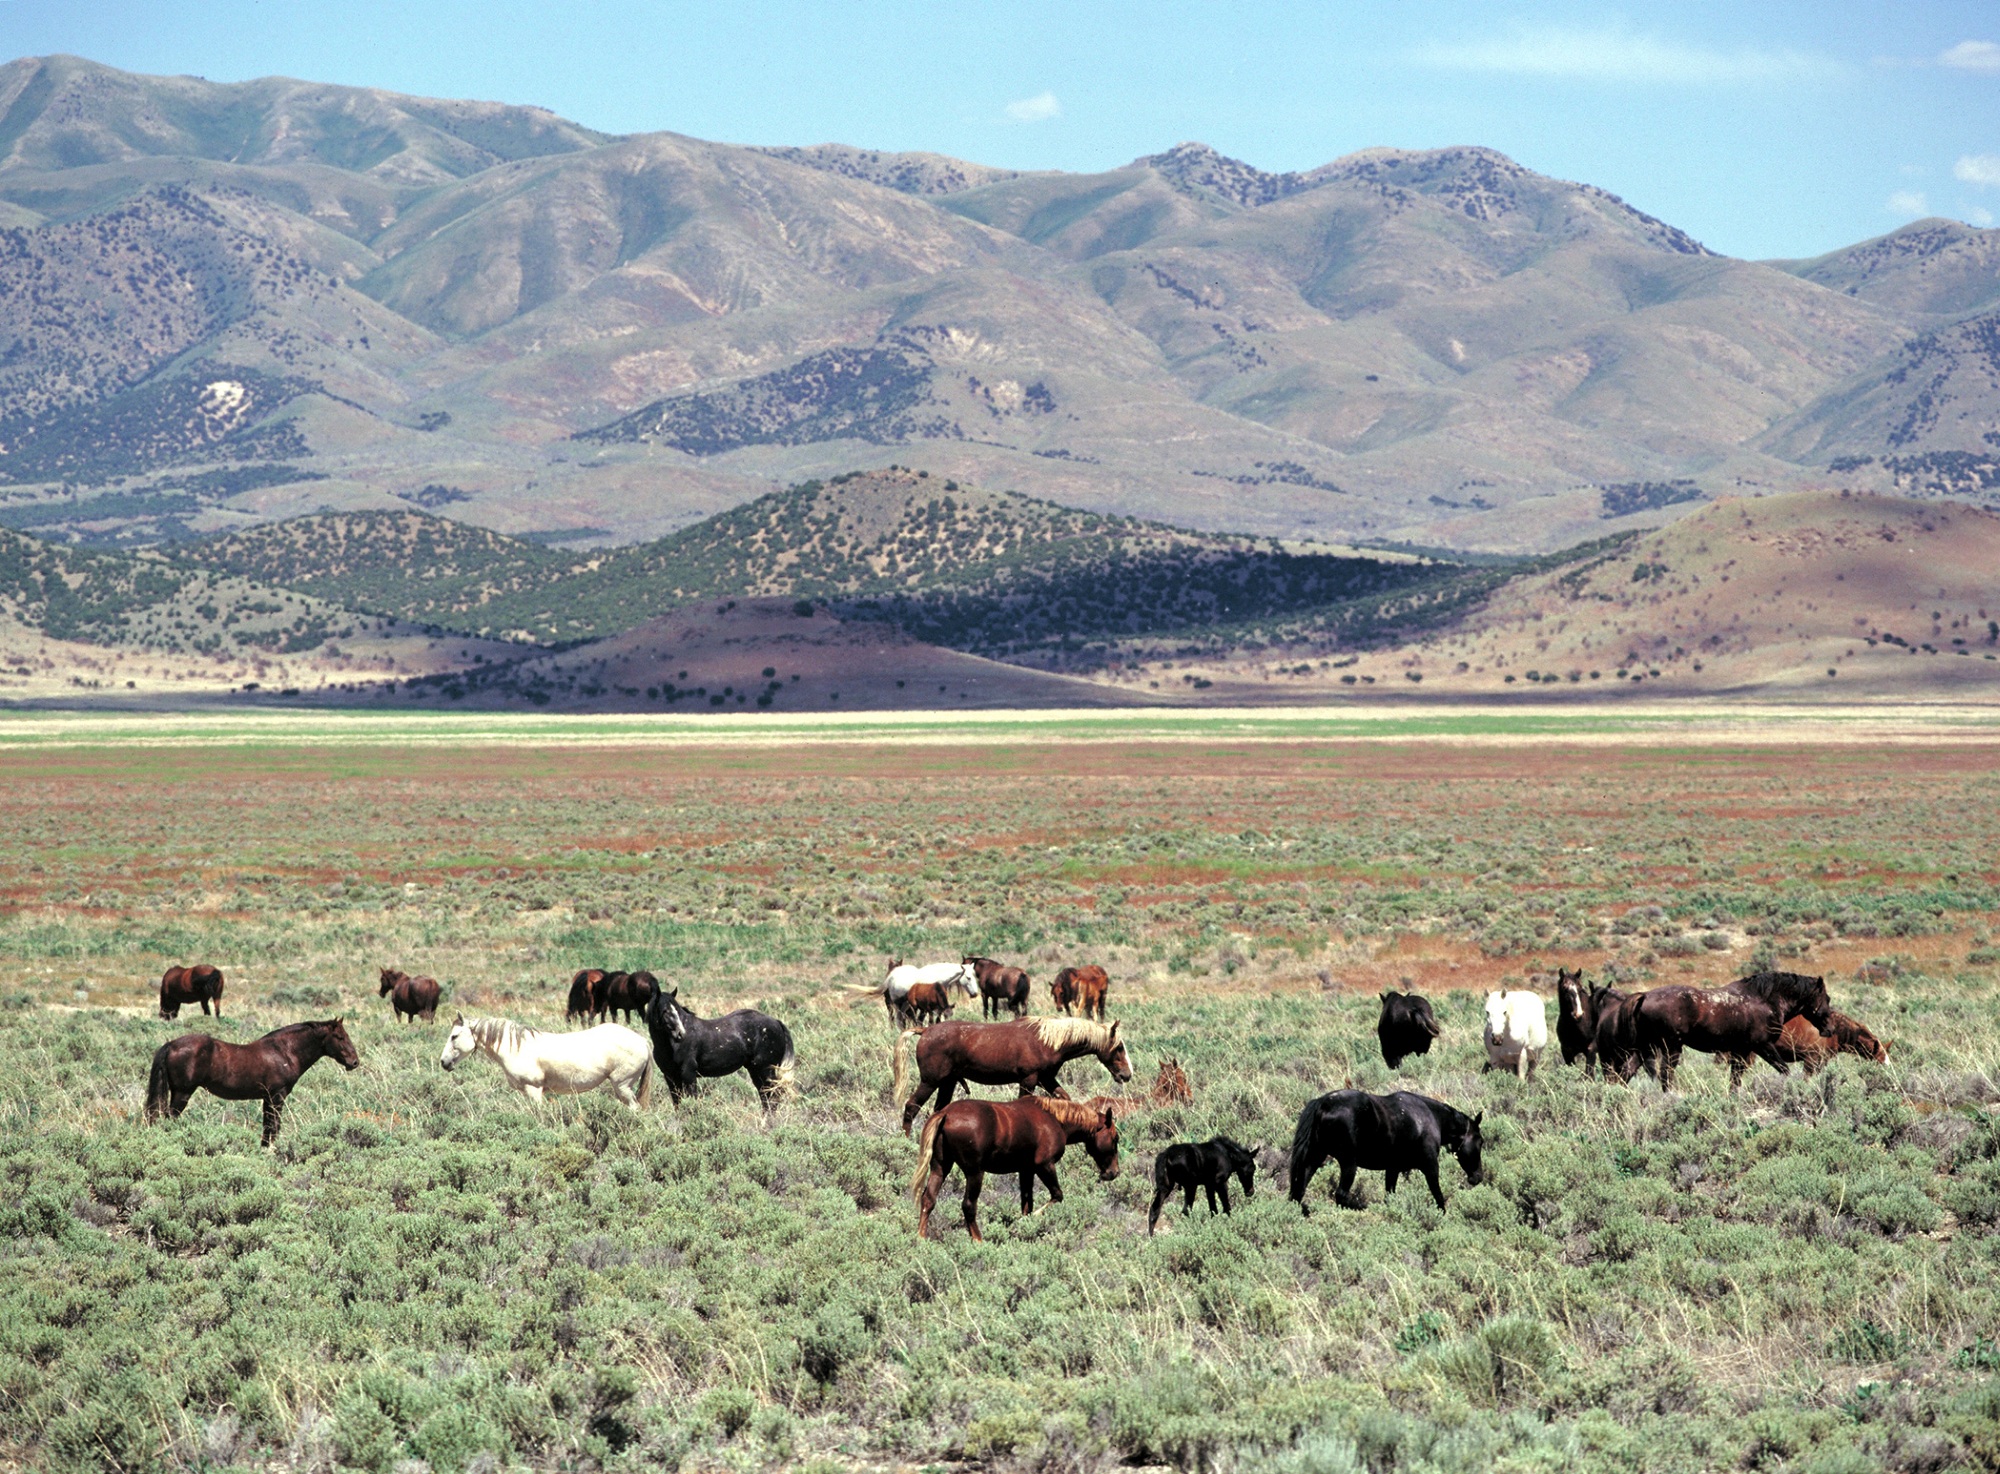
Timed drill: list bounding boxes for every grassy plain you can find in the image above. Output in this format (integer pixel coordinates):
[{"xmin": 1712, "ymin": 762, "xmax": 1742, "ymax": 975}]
[{"xmin": 1, "ymin": 719, "xmax": 1998, "ymax": 1473}]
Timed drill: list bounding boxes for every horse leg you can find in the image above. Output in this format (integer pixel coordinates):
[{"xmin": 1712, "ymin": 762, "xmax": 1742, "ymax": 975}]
[
  {"xmin": 901, "ymin": 1075, "xmax": 941, "ymax": 1136},
  {"xmin": 917, "ymin": 1162, "xmax": 949, "ymax": 1240},
  {"xmin": 1422, "ymin": 1164, "xmax": 1447, "ymax": 1211},
  {"xmin": 1183, "ymin": 1183, "xmax": 1198, "ymax": 1217},
  {"xmin": 168, "ymin": 1089, "xmax": 194, "ymax": 1120},
  {"xmin": 1334, "ymin": 1160, "xmax": 1361, "ymax": 1209},
  {"xmin": 1020, "ymin": 1171, "xmax": 1035, "ymax": 1216},
  {"xmin": 1038, "ymin": 1166, "xmax": 1063, "ymax": 1207},
  {"xmin": 1203, "ymin": 1184, "xmax": 1219, "ymax": 1215},
  {"xmin": 261, "ymin": 1090, "xmax": 288, "ymax": 1148},
  {"xmin": 1384, "ymin": 1168, "xmax": 1400, "ymax": 1196},
  {"xmin": 1515, "ymin": 1050, "xmax": 1528, "ymax": 1080},
  {"xmin": 1217, "ymin": 1181, "xmax": 1232, "ymax": 1215},
  {"xmin": 961, "ymin": 1169, "xmax": 986, "ymax": 1242}
]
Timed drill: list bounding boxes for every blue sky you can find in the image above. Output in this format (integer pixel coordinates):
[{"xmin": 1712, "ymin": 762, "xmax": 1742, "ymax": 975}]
[{"xmin": 3, "ymin": 1, "xmax": 1997, "ymax": 259}]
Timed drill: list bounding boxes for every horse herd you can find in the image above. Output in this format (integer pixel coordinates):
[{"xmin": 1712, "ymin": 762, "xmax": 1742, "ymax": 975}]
[{"xmin": 137, "ymin": 956, "xmax": 1892, "ymax": 1240}]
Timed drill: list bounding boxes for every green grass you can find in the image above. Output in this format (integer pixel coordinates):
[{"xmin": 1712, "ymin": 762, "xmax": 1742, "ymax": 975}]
[{"xmin": 0, "ymin": 738, "xmax": 1996, "ymax": 1472}]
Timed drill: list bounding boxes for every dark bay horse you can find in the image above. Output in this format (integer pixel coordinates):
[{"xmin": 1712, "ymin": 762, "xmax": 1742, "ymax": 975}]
[
  {"xmin": 894, "ymin": 1016, "xmax": 1134, "ymax": 1135},
  {"xmin": 1149, "ymin": 1136, "xmax": 1259, "ymax": 1233},
  {"xmin": 1288, "ymin": 1089, "xmax": 1484, "ymax": 1214},
  {"xmin": 644, "ymin": 986, "xmax": 796, "ymax": 1116},
  {"xmin": 379, "ymin": 968, "xmax": 440, "ymax": 1024},
  {"xmin": 146, "ymin": 1019, "xmax": 360, "ymax": 1147},
  {"xmin": 566, "ymin": 969, "xmax": 605, "ymax": 1022},
  {"xmin": 600, "ymin": 969, "xmax": 657, "ymax": 1023},
  {"xmin": 909, "ymin": 1096, "xmax": 1120, "ymax": 1240},
  {"xmin": 1629, "ymin": 970, "xmax": 1832, "ymax": 1091},
  {"xmin": 1051, "ymin": 965, "xmax": 1109, "ymax": 1020},
  {"xmin": 964, "ymin": 956, "xmax": 1031, "ymax": 1019},
  {"xmin": 901, "ymin": 981, "xmax": 958, "ymax": 1025},
  {"xmin": 1589, "ymin": 984, "xmax": 1640, "ymax": 1080},
  {"xmin": 159, "ymin": 964, "xmax": 225, "ymax": 1020}
]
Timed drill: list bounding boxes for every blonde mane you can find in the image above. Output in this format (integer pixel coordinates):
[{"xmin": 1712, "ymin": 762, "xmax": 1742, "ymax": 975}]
[
  {"xmin": 467, "ymin": 1015, "xmax": 539, "ymax": 1055},
  {"xmin": 1032, "ymin": 1016, "xmax": 1115, "ymax": 1052},
  {"xmin": 1035, "ymin": 1096, "xmax": 1110, "ymax": 1128}
]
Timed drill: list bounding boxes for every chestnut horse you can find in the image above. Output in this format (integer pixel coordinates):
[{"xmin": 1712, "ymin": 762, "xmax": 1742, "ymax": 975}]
[
  {"xmin": 159, "ymin": 964, "xmax": 225, "ymax": 1020},
  {"xmin": 909, "ymin": 1095, "xmax": 1121, "ymax": 1239},
  {"xmin": 964, "ymin": 956, "xmax": 1031, "ymax": 1019},
  {"xmin": 901, "ymin": 981, "xmax": 958, "ymax": 1025},
  {"xmin": 1626, "ymin": 970, "xmax": 1832, "ymax": 1091},
  {"xmin": 146, "ymin": 1018, "xmax": 360, "ymax": 1147},
  {"xmin": 566, "ymin": 970, "xmax": 605, "ymax": 1022},
  {"xmin": 379, "ymin": 968, "xmax": 440, "ymax": 1024},
  {"xmin": 1050, "ymin": 965, "xmax": 1109, "ymax": 1020},
  {"xmin": 1766, "ymin": 1011, "xmax": 1888, "ymax": 1075},
  {"xmin": 894, "ymin": 1016, "xmax": 1133, "ymax": 1135}
]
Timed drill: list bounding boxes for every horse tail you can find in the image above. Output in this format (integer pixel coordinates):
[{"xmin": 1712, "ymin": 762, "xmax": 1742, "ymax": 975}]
[
  {"xmin": 1287, "ymin": 1101, "xmax": 1319, "ymax": 1202},
  {"xmin": 892, "ymin": 1028, "xmax": 923, "ymax": 1106},
  {"xmin": 909, "ymin": 1109, "xmax": 947, "ymax": 1201},
  {"xmin": 145, "ymin": 1042, "xmax": 172, "ymax": 1123},
  {"xmin": 636, "ymin": 1047, "xmax": 654, "ymax": 1108},
  {"xmin": 769, "ymin": 1029, "xmax": 798, "ymax": 1103}
]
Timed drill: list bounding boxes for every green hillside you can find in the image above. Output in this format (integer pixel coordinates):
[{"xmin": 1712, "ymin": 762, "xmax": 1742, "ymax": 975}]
[{"xmin": 177, "ymin": 469, "xmax": 1487, "ymax": 663}]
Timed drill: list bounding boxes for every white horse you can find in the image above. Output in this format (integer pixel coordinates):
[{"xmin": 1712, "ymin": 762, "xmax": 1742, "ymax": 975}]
[
  {"xmin": 883, "ymin": 960, "xmax": 977, "ymax": 1022},
  {"xmin": 1483, "ymin": 990, "xmax": 1549, "ymax": 1078},
  {"xmin": 440, "ymin": 1014, "xmax": 653, "ymax": 1112}
]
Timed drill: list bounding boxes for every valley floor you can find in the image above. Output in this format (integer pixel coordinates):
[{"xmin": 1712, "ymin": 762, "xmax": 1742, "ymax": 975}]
[{"xmin": 0, "ymin": 728, "xmax": 1996, "ymax": 1472}]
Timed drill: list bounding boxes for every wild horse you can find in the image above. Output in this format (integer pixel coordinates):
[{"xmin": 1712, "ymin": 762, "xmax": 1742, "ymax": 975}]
[
  {"xmin": 159, "ymin": 964, "xmax": 225, "ymax": 1020},
  {"xmin": 1627, "ymin": 970, "xmax": 1832, "ymax": 1091},
  {"xmin": 893, "ymin": 1016, "xmax": 1133, "ymax": 1135},
  {"xmin": 909, "ymin": 1095, "xmax": 1120, "ymax": 1240},
  {"xmin": 146, "ymin": 1018, "xmax": 359, "ymax": 1147},
  {"xmin": 379, "ymin": 967, "xmax": 440, "ymax": 1024},
  {"xmin": 963, "ymin": 956, "xmax": 1031, "ymax": 1019},
  {"xmin": 645, "ymin": 986, "xmax": 796, "ymax": 1116},
  {"xmin": 1288, "ymin": 1089, "xmax": 1484, "ymax": 1213},
  {"xmin": 1149, "ymin": 1136, "xmax": 1260, "ymax": 1233},
  {"xmin": 440, "ymin": 1014, "xmax": 653, "ymax": 1112}
]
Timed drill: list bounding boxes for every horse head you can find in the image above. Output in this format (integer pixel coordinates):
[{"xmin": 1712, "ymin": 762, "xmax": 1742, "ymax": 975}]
[
  {"xmin": 1556, "ymin": 969, "xmax": 1588, "ymax": 1019},
  {"xmin": 439, "ymin": 1015, "xmax": 476, "ymax": 1071},
  {"xmin": 1450, "ymin": 1109, "xmax": 1486, "ymax": 1186},
  {"xmin": 379, "ymin": 968, "xmax": 401, "ymax": 996},
  {"xmin": 1099, "ymin": 1020, "xmax": 1134, "ymax": 1082},
  {"xmin": 1084, "ymin": 1106, "xmax": 1121, "ymax": 1181},
  {"xmin": 656, "ymin": 988, "xmax": 687, "ymax": 1040},
  {"xmin": 323, "ymin": 1018, "xmax": 362, "ymax": 1071},
  {"xmin": 952, "ymin": 965, "xmax": 979, "ymax": 999},
  {"xmin": 1228, "ymin": 1139, "xmax": 1260, "ymax": 1197},
  {"xmin": 1803, "ymin": 974, "xmax": 1833, "ymax": 1029}
]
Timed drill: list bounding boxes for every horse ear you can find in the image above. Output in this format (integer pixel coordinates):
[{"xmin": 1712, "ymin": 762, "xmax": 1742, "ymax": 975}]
[
  {"xmin": 1473, "ymin": 1111, "xmax": 1484, "ymax": 1127},
  {"xmin": 1380, "ymin": 991, "xmax": 1392, "ymax": 1001},
  {"xmin": 1109, "ymin": 1018, "xmax": 1120, "ymax": 1039}
]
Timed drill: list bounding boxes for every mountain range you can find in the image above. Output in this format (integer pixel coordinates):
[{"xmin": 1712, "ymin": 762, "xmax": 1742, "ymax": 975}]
[{"xmin": 1, "ymin": 53, "xmax": 1996, "ymax": 561}]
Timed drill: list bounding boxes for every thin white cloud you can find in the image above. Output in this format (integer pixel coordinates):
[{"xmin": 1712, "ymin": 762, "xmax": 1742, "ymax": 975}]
[
  {"xmin": 1940, "ymin": 40, "xmax": 2000, "ymax": 73},
  {"xmin": 1954, "ymin": 154, "xmax": 2000, "ymax": 187},
  {"xmin": 1003, "ymin": 91, "xmax": 1061, "ymax": 124},
  {"xmin": 1413, "ymin": 27, "xmax": 1840, "ymax": 84},
  {"xmin": 1887, "ymin": 190, "xmax": 1930, "ymax": 219},
  {"xmin": 1967, "ymin": 206, "xmax": 1996, "ymax": 227}
]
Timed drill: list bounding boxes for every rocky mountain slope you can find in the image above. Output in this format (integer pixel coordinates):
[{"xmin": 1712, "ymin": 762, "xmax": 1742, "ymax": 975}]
[{"xmin": 0, "ymin": 55, "xmax": 1993, "ymax": 557}]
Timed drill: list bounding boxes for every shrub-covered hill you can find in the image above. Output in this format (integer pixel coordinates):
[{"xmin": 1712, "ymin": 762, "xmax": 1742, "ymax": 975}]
[
  {"xmin": 181, "ymin": 511, "xmax": 574, "ymax": 642},
  {"xmin": 180, "ymin": 468, "xmax": 1479, "ymax": 657},
  {"xmin": 0, "ymin": 528, "xmax": 384, "ymax": 654}
]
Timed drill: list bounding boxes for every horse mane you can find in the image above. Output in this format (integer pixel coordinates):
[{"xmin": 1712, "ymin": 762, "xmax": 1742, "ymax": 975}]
[
  {"xmin": 1731, "ymin": 970, "xmax": 1822, "ymax": 1007},
  {"xmin": 1034, "ymin": 1096, "xmax": 1110, "ymax": 1129},
  {"xmin": 1032, "ymin": 1016, "xmax": 1115, "ymax": 1051},
  {"xmin": 466, "ymin": 1015, "xmax": 537, "ymax": 1053}
]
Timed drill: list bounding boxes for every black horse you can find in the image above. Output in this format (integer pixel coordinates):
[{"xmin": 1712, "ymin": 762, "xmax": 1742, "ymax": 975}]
[
  {"xmin": 1554, "ymin": 968, "xmax": 1594, "ymax": 1068},
  {"xmin": 1376, "ymin": 991, "xmax": 1441, "ymax": 1069},
  {"xmin": 1148, "ymin": 1136, "xmax": 1260, "ymax": 1233},
  {"xmin": 644, "ymin": 986, "xmax": 797, "ymax": 1116},
  {"xmin": 1288, "ymin": 1089, "xmax": 1484, "ymax": 1213}
]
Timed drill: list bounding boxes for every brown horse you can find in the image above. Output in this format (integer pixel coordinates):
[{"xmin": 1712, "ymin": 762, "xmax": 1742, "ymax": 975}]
[
  {"xmin": 901, "ymin": 981, "xmax": 957, "ymax": 1026},
  {"xmin": 1051, "ymin": 965, "xmax": 1109, "ymax": 1020},
  {"xmin": 1088, "ymin": 1056, "xmax": 1192, "ymax": 1118},
  {"xmin": 1626, "ymin": 970, "xmax": 1832, "ymax": 1091},
  {"xmin": 909, "ymin": 1095, "xmax": 1121, "ymax": 1239},
  {"xmin": 566, "ymin": 970, "xmax": 606, "ymax": 1022},
  {"xmin": 1588, "ymin": 984, "xmax": 1640, "ymax": 1081},
  {"xmin": 159, "ymin": 964, "xmax": 225, "ymax": 1020},
  {"xmin": 893, "ymin": 1016, "xmax": 1134, "ymax": 1134},
  {"xmin": 379, "ymin": 968, "xmax": 440, "ymax": 1024},
  {"xmin": 146, "ymin": 1018, "xmax": 360, "ymax": 1147},
  {"xmin": 599, "ymin": 970, "xmax": 657, "ymax": 1023},
  {"xmin": 964, "ymin": 956, "xmax": 1032, "ymax": 1019},
  {"xmin": 1768, "ymin": 1011, "xmax": 1889, "ymax": 1075}
]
